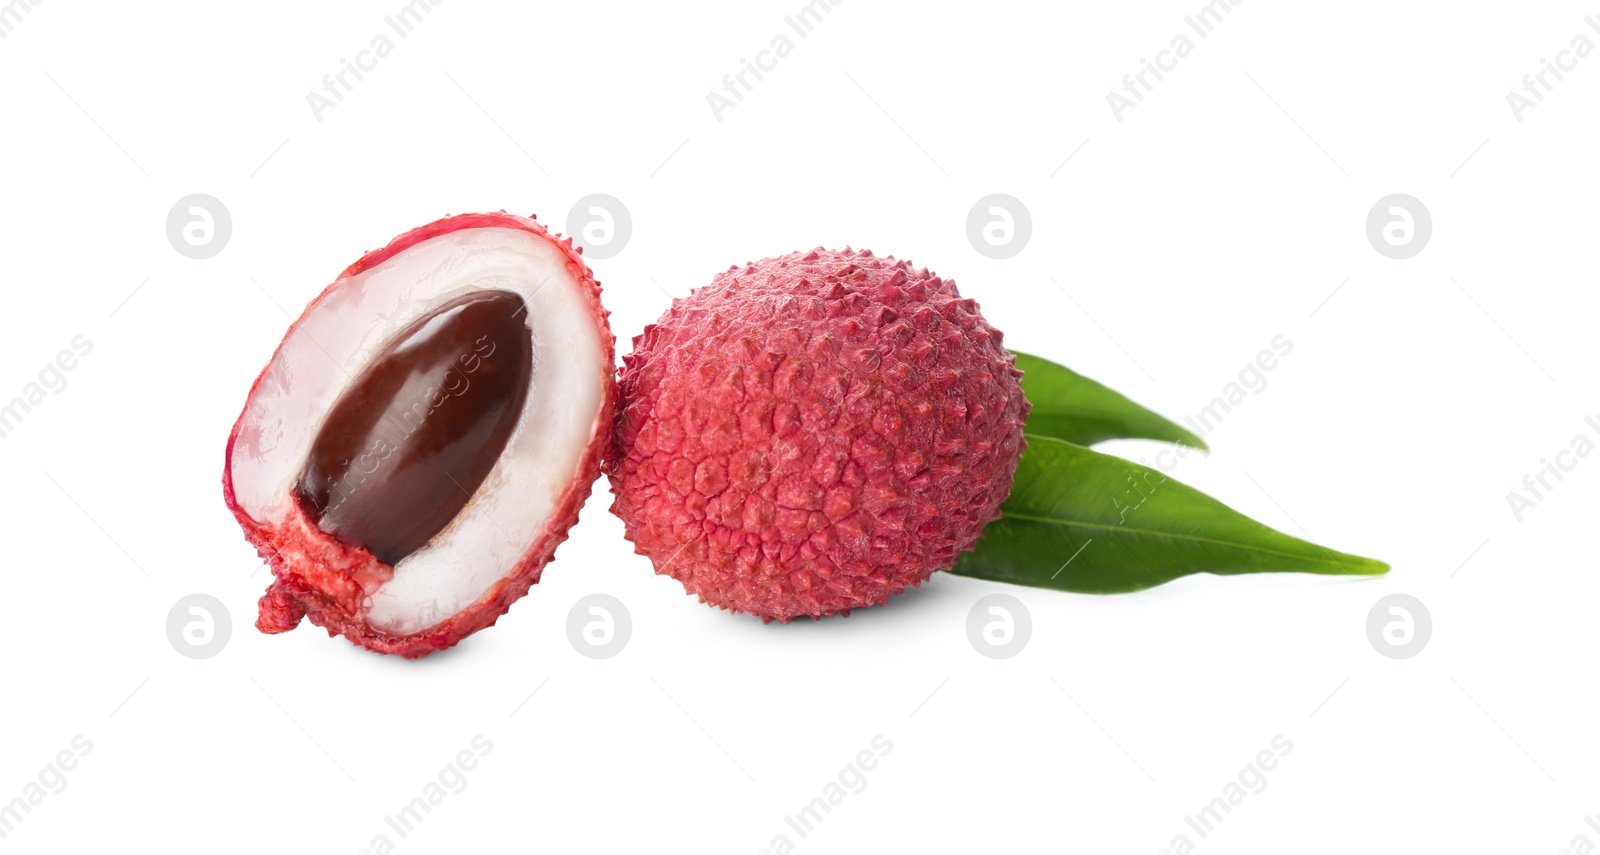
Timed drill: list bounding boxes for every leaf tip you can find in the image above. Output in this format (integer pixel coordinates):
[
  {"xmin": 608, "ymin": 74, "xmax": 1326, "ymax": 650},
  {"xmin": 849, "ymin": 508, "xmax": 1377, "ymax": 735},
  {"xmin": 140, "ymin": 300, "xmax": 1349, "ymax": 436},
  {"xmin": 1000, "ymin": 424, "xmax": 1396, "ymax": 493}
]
[{"xmin": 1344, "ymin": 555, "xmax": 1390, "ymax": 576}]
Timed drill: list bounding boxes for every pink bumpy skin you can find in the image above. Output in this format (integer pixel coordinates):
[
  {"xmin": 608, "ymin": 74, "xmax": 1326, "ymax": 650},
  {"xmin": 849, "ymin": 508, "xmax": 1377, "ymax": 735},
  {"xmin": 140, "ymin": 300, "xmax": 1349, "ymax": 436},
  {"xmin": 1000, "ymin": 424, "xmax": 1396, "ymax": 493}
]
[
  {"xmin": 223, "ymin": 212, "xmax": 617, "ymax": 658},
  {"xmin": 608, "ymin": 248, "xmax": 1029, "ymax": 622}
]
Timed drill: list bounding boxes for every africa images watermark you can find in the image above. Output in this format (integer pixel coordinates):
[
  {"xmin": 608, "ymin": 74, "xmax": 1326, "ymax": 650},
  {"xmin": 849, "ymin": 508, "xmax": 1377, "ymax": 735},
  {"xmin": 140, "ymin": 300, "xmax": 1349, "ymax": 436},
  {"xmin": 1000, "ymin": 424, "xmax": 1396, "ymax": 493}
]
[
  {"xmin": 0, "ymin": 734, "xmax": 93, "ymax": 842},
  {"xmin": 1505, "ymin": 413, "xmax": 1600, "ymax": 522},
  {"xmin": 0, "ymin": 334, "xmax": 94, "ymax": 442},
  {"xmin": 305, "ymin": 0, "xmax": 443, "ymax": 122},
  {"xmin": 0, "ymin": 0, "xmax": 44, "ymax": 39},
  {"xmin": 1106, "ymin": 0, "xmax": 1244, "ymax": 122},
  {"xmin": 319, "ymin": 332, "xmax": 499, "ymax": 515},
  {"xmin": 757, "ymin": 734, "xmax": 893, "ymax": 854},
  {"xmin": 1155, "ymin": 734, "xmax": 1293, "ymax": 855},
  {"xmin": 705, "ymin": 0, "xmax": 842, "ymax": 122},
  {"xmin": 1137, "ymin": 334, "xmax": 1294, "ymax": 474},
  {"xmin": 1550, "ymin": 809, "xmax": 1600, "ymax": 855},
  {"xmin": 357, "ymin": 733, "xmax": 493, "ymax": 855},
  {"xmin": 1505, "ymin": 15, "xmax": 1600, "ymax": 122}
]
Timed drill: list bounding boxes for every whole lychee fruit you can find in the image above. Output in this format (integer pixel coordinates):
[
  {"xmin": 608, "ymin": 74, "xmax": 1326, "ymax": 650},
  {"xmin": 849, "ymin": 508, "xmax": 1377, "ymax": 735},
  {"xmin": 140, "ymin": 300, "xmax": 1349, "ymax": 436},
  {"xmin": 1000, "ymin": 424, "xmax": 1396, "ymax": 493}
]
[{"xmin": 607, "ymin": 248, "xmax": 1028, "ymax": 622}]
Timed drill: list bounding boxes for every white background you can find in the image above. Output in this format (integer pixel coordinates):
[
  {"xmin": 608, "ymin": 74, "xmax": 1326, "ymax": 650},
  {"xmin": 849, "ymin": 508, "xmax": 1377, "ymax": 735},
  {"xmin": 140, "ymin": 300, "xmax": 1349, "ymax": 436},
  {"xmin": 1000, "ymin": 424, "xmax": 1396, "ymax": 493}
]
[{"xmin": 1, "ymin": 1, "xmax": 1596, "ymax": 852}]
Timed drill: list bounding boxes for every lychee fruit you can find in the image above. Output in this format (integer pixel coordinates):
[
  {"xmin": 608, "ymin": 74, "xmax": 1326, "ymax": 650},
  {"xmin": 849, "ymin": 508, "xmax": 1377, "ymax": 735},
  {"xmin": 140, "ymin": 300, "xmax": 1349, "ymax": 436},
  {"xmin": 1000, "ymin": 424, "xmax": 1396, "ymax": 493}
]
[
  {"xmin": 224, "ymin": 212, "xmax": 616, "ymax": 657},
  {"xmin": 607, "ymin": 248, "xmax": 1028, "ymax": 622}
]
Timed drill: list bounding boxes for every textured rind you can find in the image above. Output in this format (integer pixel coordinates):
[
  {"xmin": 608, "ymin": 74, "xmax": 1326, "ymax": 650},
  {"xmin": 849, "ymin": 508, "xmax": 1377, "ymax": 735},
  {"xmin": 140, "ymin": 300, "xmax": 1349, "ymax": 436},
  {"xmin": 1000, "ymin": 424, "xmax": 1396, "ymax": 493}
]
[
  {"xmin": 222, "ymin": 212, "xmax": 618, "ymax": 658},
  {"xmin": 607, "ymin": 248, "xmax": 1029, "ymax": 622}
]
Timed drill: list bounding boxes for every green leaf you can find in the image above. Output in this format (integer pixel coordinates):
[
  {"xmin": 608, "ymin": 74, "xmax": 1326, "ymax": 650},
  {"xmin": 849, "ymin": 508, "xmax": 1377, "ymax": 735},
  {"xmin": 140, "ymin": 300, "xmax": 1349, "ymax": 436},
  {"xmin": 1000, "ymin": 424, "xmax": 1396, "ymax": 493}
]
[
  {"xmin": 953, "ymin": 435, "xmax": 1388, "ymax": 593},
  {"xmin": 1012, "ymin": 351, "xmax": 1207, "ymax": 452}
]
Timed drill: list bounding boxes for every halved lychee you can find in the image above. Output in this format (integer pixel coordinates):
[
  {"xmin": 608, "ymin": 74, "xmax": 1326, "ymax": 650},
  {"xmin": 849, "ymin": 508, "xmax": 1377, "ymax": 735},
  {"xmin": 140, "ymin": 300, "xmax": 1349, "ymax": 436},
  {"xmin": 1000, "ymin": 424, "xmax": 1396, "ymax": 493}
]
[{"xmin": 224, "ymin": 212, "xmax": 616, "ymax": 658}]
